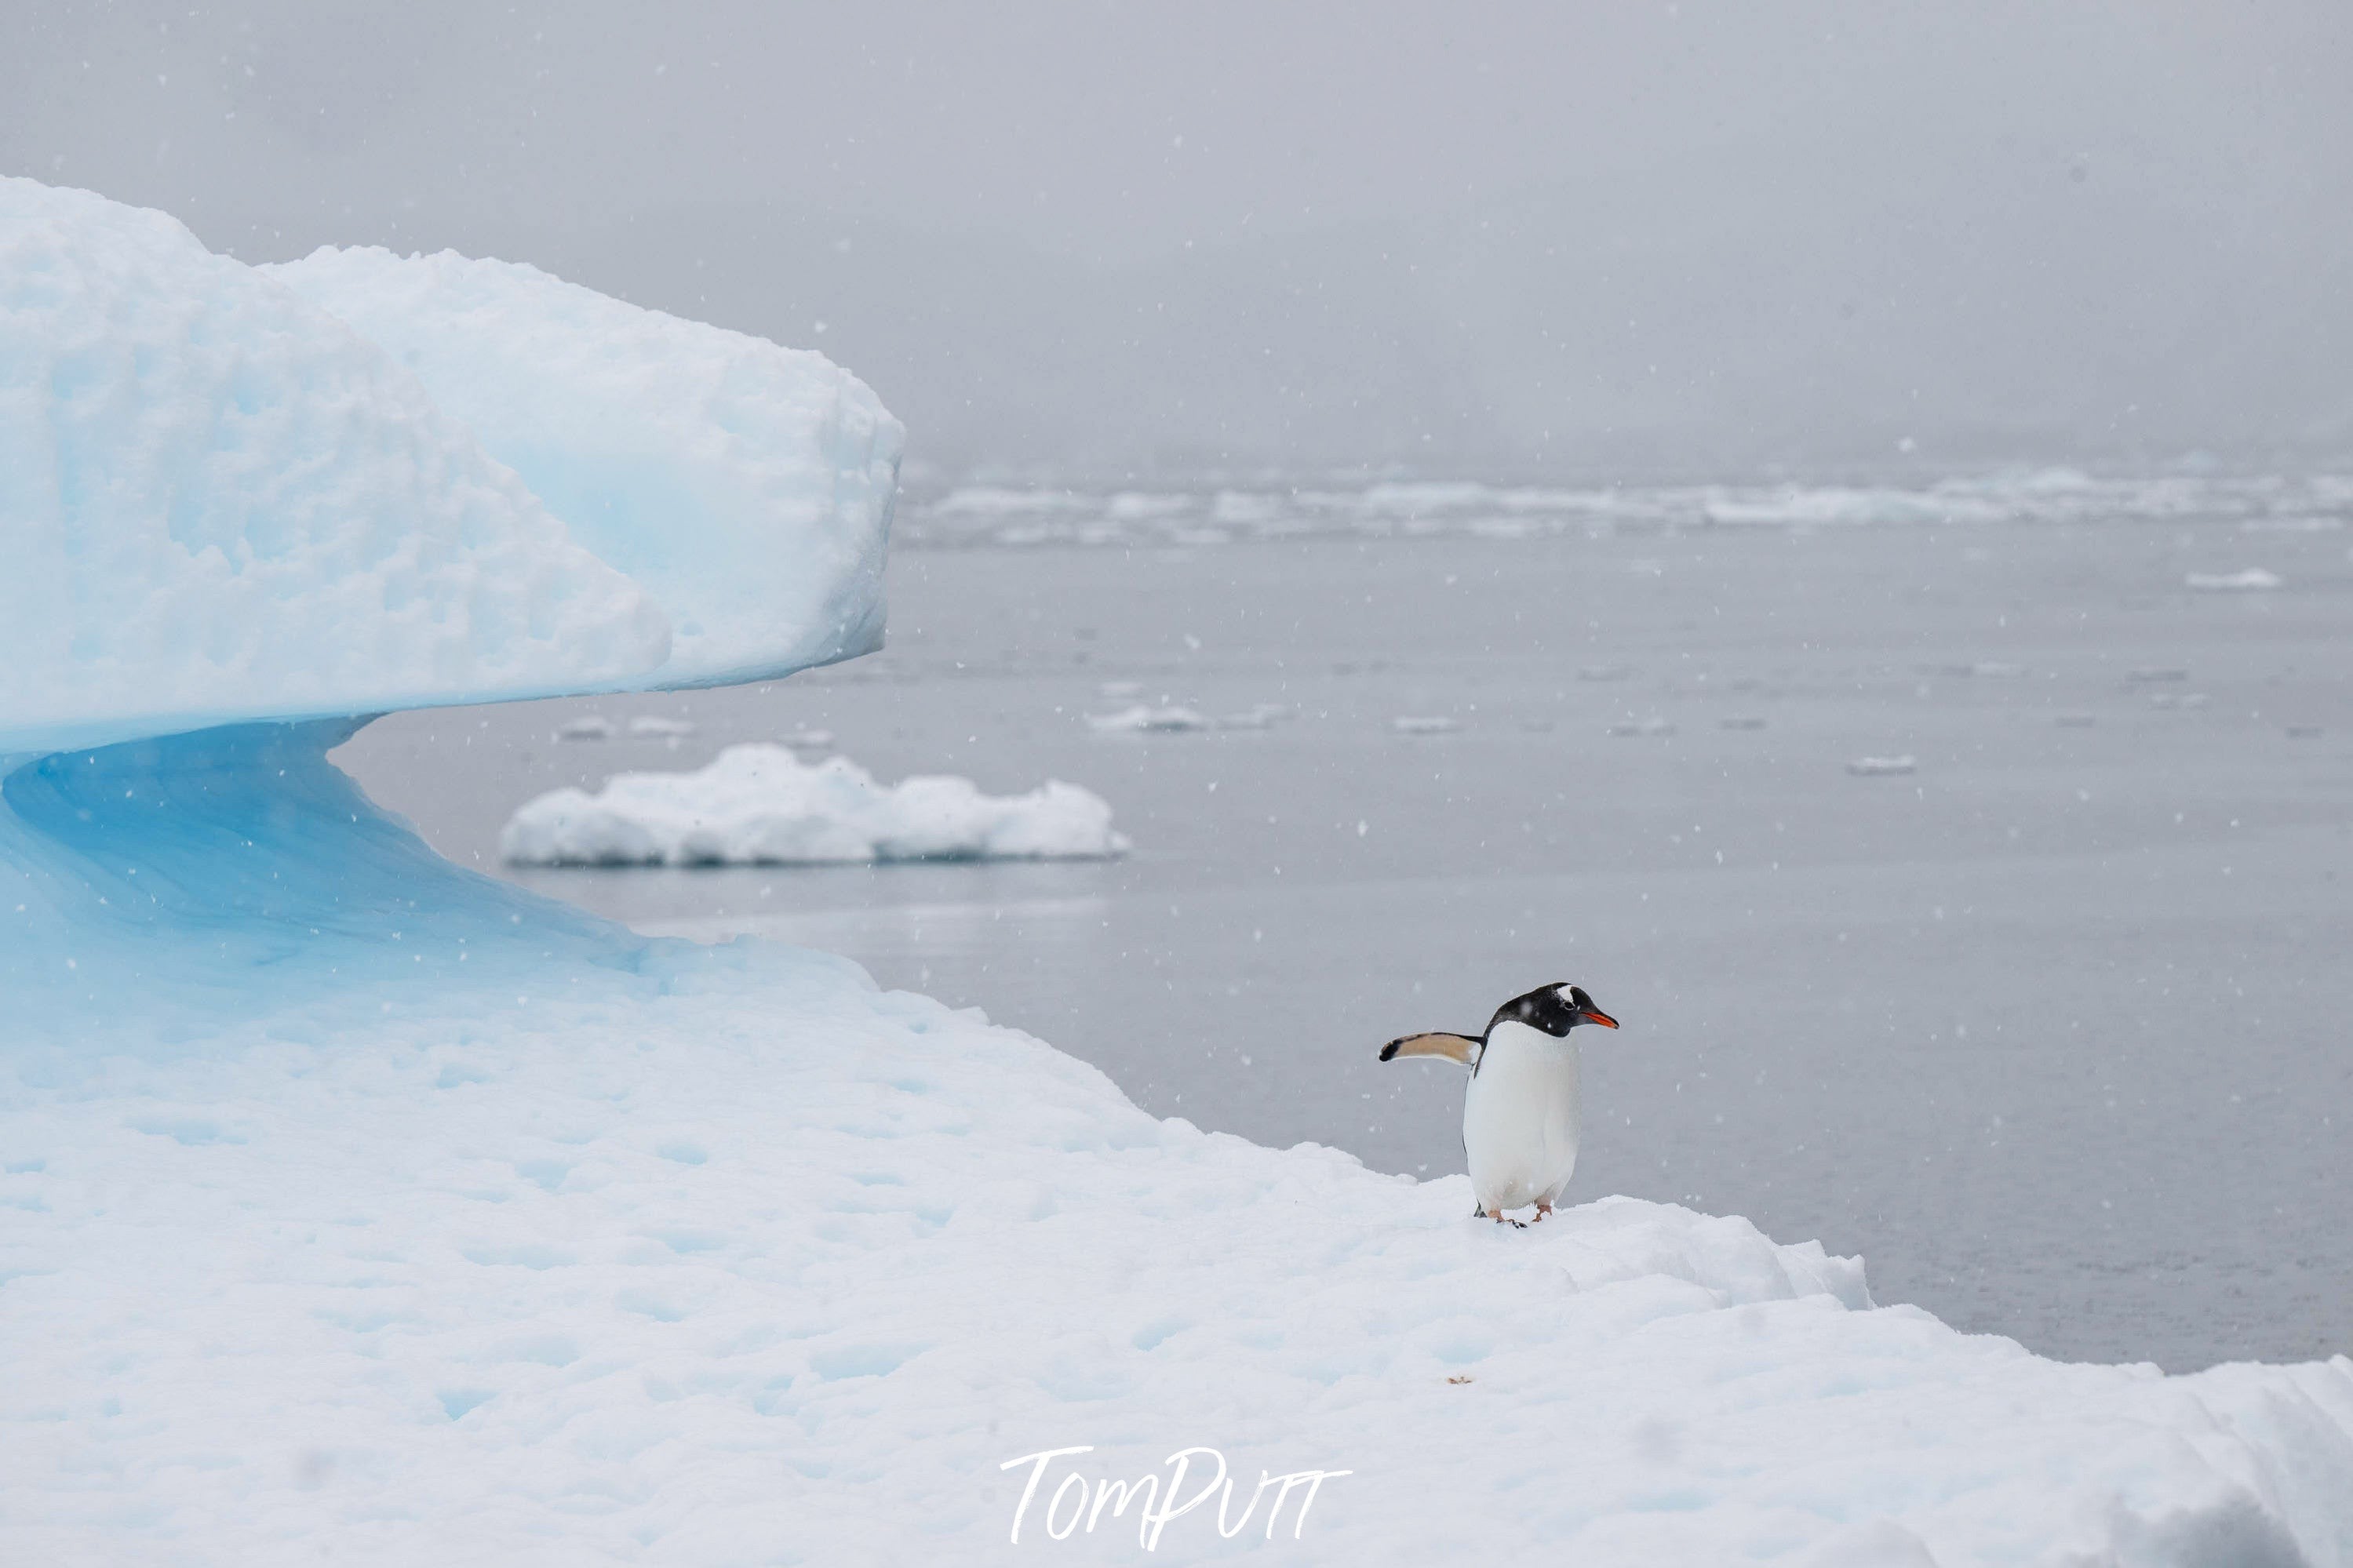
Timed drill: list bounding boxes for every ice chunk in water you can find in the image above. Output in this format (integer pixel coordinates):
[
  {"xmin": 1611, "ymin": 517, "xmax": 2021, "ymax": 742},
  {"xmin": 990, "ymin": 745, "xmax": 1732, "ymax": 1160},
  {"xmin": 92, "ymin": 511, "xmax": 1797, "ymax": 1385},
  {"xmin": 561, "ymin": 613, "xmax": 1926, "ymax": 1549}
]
[
  {"xmin": 1847, "ymin": 755, "xmax": 1918, "ymax": 777},
  {"xmin": 501, "ymin": 744, "xmax": 1129, "ymax": 865},
  {"xmin": 2185, "ymin": 568, "xmax": 2282, "ymax": 591},
  {"xmin": 1090, "ymin": 705, "xmax": 1215, "ymax": 733}
]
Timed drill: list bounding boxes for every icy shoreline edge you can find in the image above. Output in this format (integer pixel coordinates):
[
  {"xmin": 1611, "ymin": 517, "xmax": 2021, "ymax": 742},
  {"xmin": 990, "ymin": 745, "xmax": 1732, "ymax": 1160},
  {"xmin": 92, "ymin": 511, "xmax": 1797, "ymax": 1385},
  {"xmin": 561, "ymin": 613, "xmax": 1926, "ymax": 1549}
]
[{"xmin": 5, "ymin": 723, "xmax": 2352, "ymax": 1564}]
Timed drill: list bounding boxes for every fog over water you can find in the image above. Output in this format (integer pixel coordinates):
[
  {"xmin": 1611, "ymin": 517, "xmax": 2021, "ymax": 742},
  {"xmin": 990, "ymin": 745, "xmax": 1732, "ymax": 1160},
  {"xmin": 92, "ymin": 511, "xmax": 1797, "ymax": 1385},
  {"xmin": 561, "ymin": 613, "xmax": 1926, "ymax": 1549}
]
[{"xmin": 7, "ymin": 0, "xmax": 2352, "ymax": 473}]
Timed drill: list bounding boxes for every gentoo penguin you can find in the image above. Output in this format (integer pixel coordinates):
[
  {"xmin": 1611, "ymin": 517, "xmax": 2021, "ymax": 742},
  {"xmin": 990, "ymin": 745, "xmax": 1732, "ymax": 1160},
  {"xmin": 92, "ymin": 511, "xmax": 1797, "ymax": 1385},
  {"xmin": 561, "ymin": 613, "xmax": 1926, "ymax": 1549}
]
[{"xmin": 1379, "ymin": 983, "xmax": 1619, "ymax": 1225}]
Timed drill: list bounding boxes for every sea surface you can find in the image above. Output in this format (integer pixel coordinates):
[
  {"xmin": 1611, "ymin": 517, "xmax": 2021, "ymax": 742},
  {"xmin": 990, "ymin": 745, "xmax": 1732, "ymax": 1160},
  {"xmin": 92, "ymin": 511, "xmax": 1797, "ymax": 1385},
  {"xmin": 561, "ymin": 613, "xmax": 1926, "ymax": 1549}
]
[{"xmin": 336, "ymin": 480, "xmax": 2353, "ymax": 1370}]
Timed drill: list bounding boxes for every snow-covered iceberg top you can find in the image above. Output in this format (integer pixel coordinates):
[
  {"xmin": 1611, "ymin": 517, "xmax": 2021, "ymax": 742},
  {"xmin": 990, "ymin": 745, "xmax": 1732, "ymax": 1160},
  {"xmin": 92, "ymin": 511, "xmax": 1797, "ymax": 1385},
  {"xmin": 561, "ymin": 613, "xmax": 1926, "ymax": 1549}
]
[
  {"xmin": 500, "ymin": 743, "xmax": 1129, "ymax": 866},
  {"xmin": 263, "ymin": 247, "xmax": 901, "ymax": 690},
  {"xmin": 0, "ymin": 177, "xmax": 901, "ymax": 759},
  {"xmin": 0, "ymin": 177, "xmax": 670, "ymax": 757}
]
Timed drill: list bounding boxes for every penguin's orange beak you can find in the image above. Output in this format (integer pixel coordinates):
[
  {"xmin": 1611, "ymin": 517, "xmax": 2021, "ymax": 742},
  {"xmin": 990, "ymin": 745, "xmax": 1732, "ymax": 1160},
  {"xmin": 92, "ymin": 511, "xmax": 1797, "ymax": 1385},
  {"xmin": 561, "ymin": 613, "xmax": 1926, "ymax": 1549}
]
[{"xmin": 1579, "ymin": 1008, "xmax": 1619, "ymax": 1029}]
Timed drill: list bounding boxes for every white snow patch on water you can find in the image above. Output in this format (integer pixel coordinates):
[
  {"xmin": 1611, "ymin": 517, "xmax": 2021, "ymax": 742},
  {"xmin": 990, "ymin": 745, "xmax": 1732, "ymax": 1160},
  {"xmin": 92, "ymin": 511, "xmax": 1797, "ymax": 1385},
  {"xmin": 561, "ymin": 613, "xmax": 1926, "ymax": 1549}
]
[
  {"xmin": 499, "ymin": 743, "xmax": 1128, "ymax": 866},
  {"xmin": 2186, "ymin": 567, "xmax": 2283, "ymax": 591},
  {"xmin": 1089, "ymin": 704, "xmax": 1215, "ymax": 733},
  {"xmin": 554, "ymin": 714, "xmax": 614, "ymax": 740},
  {"xmin": 1848, "ymin": 755, "xmax": 1919, "ymax": 777}
]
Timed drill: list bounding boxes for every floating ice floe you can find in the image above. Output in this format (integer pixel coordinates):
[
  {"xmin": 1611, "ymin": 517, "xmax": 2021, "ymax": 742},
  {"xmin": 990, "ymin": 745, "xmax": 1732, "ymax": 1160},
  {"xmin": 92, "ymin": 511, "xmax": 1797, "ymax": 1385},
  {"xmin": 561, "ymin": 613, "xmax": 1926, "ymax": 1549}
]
[
  {"xmin": 2148, "ymin": 693, "xmax": 2209, "ymax": 711},
  {"xmin": 1847, "ymin": 755, "xmax": 1918, "ymax": 776},
  {"xmin": 1218, "ymin": 703, "xmax": 1294, "ymax": 729},
  {"xmin": 1609, "ymin": 717, "xmax": 1677, "ymax": 737},
  {"xmin": 2186, "ymin": 568, "xmax": 2282, "ymax": 592},
  {"xmin": 2128, "ymin": 668, "xmax": 2190, "ymax": 683},
  {"xmin": 1391, "ymin": 715, "xmax": 1462, "ymax": 736},
  {"xmin": 627, "ymin": 715, "xmax": 697, "ymax": 740},
  {"xmin": 555, "ymin": 715, "xmax": 616, "ymax": 741},
  {"xmin": 779, "ymin": 728, "xmax": 835, "ymax": 750},
  {"xmin": 499, "ymin": 744, "xmax": 1127, "ymax": 865},
  {"xmin": 1088, "ymin": 704, "xmax": 1215, "ymax": 733}
]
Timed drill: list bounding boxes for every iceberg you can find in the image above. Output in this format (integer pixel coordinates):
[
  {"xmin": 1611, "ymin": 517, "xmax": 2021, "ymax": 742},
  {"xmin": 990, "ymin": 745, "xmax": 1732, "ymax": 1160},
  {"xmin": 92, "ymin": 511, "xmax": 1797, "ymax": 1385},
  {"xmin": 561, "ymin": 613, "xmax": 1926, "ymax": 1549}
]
[
  {"xmin": 0, "ymin": 178, "xmax": 669, "ymax": 759},
  {"xmin": 0, "ymin": 175, "xmax": 896, "ymax": 1024},
  {"xmin": 263, "ymin": 246, "xmax": 903, "ymax": 689},
  {"xmin": 499, "ymin": 744, "xmax": 1129, "ymax": 865}
]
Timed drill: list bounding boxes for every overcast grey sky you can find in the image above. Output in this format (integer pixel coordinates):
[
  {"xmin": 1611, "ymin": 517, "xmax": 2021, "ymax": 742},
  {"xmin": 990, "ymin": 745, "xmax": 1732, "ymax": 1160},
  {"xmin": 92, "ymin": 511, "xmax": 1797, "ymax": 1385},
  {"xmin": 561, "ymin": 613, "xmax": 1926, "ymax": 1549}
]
[{"xmin": 6, "ymin": 1, "xmax": 2350, "ymax": 476}]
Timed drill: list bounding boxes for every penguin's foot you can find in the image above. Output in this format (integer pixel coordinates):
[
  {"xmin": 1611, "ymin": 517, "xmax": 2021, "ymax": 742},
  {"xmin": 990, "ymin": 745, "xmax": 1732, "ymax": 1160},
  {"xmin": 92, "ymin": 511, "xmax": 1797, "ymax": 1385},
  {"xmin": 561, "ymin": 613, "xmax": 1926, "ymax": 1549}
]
[
  {"xmin": 1533, "ymin": 1201, "xmax": 1553, "ymax": 1223},
  {"xmin": 1483, "ymin": 1208, "xmax": 1526, "ymax": 1228}
]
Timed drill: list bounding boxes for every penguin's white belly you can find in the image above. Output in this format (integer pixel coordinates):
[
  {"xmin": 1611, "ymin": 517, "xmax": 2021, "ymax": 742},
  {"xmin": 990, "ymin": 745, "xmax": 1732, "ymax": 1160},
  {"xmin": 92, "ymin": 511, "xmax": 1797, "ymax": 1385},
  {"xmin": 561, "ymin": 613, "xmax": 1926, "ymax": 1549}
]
[{"xmin": 1463, "ymin": 1021, "xmax": 1582, "ymax": 1213}]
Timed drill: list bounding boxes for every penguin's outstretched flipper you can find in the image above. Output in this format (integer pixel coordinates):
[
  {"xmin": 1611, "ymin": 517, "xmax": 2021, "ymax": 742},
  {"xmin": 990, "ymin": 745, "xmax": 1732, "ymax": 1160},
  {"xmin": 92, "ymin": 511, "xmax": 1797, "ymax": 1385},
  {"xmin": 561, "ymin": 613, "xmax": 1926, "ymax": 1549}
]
[{"xmin": 1379, "ymin": 1031, "xmax": 1479, "ymax": 1066}]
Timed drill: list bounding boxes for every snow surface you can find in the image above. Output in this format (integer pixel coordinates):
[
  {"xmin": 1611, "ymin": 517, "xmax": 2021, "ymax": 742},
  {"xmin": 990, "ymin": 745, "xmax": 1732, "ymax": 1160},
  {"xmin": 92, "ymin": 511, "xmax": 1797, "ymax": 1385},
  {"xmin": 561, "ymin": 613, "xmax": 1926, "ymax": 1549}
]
[
  {"xmin": 264, "ymin": 247, "xmax": 904, "ymax": 689},
  {"xmin": 0, "ymin": 178, "xmax": 669, "ymax": 758},
  {"xmin": 498, "ymin": 743, "xmax": 1128, "ymax": 866},
  {"xmin": 5, "ymin": 719, "xmax": 2353, "ymax": 1564}
]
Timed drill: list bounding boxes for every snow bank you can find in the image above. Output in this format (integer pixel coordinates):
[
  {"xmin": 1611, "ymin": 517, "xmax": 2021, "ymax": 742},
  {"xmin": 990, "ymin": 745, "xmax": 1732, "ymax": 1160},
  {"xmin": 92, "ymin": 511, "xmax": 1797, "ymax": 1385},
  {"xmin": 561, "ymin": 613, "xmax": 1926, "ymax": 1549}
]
[
  {"xmin": 0, "ymin": 178, "xmax": 670, "ymax": 757},
  {"xmin": 264, "ymin": 247, "xmax": 903, "ymax": 688},
  {"xmin": 5, "ymin": 722, "xmax": 2353, "ymax": 1563},
  {"xmin": 499, "ymin": 743, "xmax": 1128, "ymax": 865}
]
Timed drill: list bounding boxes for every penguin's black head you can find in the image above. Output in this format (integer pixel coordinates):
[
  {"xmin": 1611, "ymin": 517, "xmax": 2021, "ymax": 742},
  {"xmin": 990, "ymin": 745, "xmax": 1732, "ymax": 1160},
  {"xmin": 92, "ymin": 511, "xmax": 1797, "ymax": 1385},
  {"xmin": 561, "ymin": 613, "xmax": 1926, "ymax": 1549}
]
[{"xmin": 1493, "ymin": 982, "xmax": 1620, "ymax": 1039}]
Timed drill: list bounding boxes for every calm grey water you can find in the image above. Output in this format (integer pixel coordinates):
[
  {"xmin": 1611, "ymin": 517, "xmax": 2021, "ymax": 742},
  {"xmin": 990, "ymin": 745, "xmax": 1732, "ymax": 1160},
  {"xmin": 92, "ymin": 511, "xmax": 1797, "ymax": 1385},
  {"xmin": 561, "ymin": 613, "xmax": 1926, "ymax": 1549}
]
[{"xmin": 336, "ymin": 514, "xmax": 2353, "ymax": 1370}]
